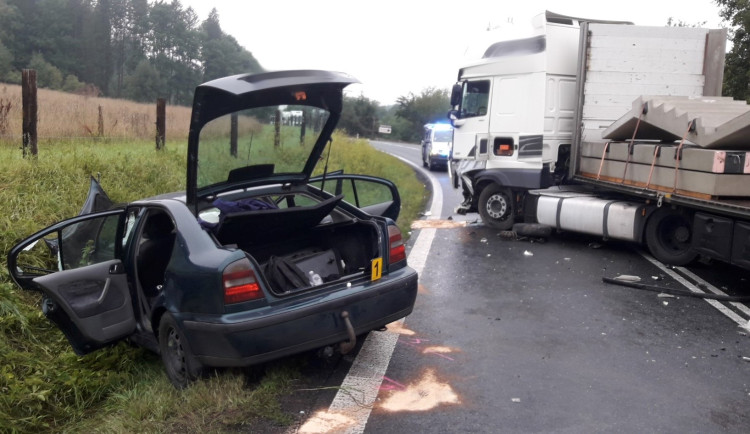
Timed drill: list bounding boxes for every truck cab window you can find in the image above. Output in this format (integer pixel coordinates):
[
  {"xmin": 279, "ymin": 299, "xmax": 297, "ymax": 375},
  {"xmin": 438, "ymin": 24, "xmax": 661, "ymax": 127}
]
[{"xmin": 460, "ymin": 80, "xmax": 490, "ymax": 119}]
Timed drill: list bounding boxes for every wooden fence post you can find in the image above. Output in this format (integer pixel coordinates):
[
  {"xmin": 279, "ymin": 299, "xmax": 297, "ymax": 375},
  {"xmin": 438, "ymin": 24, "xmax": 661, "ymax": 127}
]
[
  {"xmin": 274, "ymin": 109, "xmax": 281, "ymax": 147},
  {"xmin": 22, "ymin": 69, "xmax": 38, "ymax": 158},
  {"xmin": 230, "ymin": 112, "xmax": 238, "ymax": 157},
  {"xmin": 97, "ymin": 106, "xmax": 104, "ymax": 137},
  {"xmin": 155, "ymin": 98, "xmax": 166, "ymax": 150},
  {"xmin": 300, "ymin": 110, "xmax": 307, "ymax": 146}
]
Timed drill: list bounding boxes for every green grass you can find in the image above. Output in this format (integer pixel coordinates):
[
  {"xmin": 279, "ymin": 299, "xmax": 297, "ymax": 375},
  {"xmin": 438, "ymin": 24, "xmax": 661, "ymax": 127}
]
[{"xmin": 0, "ymin": 133, "xmax": 425, "ymax": 433}]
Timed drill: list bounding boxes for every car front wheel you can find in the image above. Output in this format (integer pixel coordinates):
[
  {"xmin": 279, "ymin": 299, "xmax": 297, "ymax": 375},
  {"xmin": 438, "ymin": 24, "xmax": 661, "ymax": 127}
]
[{"xmin": 159, "ymin": 312, "xmax": 204, "ymax": 389}]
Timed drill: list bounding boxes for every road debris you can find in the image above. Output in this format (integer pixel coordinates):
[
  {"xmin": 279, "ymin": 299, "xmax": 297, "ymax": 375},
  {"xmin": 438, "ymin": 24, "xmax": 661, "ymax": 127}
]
[
  {"xmin": 524, "ymin": 250, "xmax": 533, "ymax": 257},
  {"xmin": 613, "ymin": 274, "xmax": 641, "ymax": 282},
  {"xmin": 511, "ymin": 398, "xmax": 521, "ymax": 403}
]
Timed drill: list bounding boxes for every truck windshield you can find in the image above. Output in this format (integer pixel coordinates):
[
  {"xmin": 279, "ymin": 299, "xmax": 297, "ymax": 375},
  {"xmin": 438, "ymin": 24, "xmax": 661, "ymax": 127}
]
[{"xmin": 459, "ymin": 80, "xmax": 490, "ymax": 119}]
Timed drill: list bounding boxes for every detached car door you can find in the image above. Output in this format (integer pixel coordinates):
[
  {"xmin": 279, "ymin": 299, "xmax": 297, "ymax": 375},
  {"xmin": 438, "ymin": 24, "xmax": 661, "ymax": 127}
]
[
  {"xmin": 309, "ymin": 174, "xmax": 401, "ymax": 221},
  {"xmin": 7, "ymin": 209, "xmax": 135, "ymax": 355}
]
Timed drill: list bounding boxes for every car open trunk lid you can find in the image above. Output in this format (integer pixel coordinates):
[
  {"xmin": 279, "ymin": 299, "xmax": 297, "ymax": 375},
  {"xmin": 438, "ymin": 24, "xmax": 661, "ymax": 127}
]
[{"xmin": 186, "ymin": 70, "xmax": 359, "ymax": 210}]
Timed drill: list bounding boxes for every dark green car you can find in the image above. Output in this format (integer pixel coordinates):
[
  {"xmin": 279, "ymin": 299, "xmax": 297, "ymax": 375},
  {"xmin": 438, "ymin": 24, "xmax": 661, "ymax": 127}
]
[{"xmin": 7, "ymin": 70, "xmax": 419, "ymax": 388}]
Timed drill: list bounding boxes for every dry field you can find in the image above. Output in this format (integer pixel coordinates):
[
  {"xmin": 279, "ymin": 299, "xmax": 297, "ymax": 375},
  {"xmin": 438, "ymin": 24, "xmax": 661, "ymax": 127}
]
[{"xmin": 0, "ymin": 83, "xmax": 192, "ymax": 142}]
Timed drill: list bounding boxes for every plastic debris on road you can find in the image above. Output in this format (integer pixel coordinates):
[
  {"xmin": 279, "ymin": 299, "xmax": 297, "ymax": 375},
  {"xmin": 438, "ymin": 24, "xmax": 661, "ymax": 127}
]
[
  {"xmin": 523, "ymin": 250, "xmax": 533, "ymax": 257},
  {"xmin": 613, "ymin": 274, "xmax": 641, "ymax": 282}
]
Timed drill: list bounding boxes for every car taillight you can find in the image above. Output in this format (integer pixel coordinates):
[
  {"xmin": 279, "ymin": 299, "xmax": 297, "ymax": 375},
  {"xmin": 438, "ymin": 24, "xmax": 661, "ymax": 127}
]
[
  {"xmin": 223, "ymin": 258, "xmax": 263, "ymax": 304},
  {"xmin": 388, "ymin": 225, "xmax": 407, "ymax": 264}
]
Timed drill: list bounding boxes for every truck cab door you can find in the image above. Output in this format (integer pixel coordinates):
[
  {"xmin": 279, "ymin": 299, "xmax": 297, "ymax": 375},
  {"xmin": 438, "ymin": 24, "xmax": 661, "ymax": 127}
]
[
  {"xmin": 309, "ymin": 173, "xmax": 401, "ymax": 221},
  {"xmin": 7, "ymin": 209, "xmax": 136, "ymax": 355},
  {"xmin": 451, "ymin": 79, "xmax": 491, "ymax": 160}
]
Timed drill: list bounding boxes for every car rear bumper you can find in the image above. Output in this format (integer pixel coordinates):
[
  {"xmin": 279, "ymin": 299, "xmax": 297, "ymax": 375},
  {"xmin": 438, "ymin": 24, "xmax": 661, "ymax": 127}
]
[{"xmin": 179, "ymin": 267, "xmax": 418, "ymax": 367}]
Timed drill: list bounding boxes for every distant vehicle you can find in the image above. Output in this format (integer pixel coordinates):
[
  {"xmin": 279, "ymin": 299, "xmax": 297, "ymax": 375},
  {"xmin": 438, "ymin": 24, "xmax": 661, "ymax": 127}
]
[
  {"xmin": 421, "ymin": 123, "xmax": 453, "ymax": 171},
  {"xmin": 7, "ymin": 70, "xmax": 419, "ymax": 388}
]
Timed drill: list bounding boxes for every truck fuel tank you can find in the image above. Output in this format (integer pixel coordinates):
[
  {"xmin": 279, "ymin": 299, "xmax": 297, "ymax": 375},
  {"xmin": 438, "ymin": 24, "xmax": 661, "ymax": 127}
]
[{"xmin": 531, "ymin": 190, "xmax": 648, "ymax": 242}]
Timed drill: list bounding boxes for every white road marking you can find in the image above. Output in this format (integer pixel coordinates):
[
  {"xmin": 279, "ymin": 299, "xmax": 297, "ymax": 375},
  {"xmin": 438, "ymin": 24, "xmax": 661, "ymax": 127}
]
[
  {"xmin": 639, "ymin": 252, "xmax": 750, "ymax": 329},
  {"xmin": 674, "ymin": 266, "xmax": 750, "ymax": 319},
  {"xmin": 307, "ymin": 143, "xmax": 442, "ymax": 433}
]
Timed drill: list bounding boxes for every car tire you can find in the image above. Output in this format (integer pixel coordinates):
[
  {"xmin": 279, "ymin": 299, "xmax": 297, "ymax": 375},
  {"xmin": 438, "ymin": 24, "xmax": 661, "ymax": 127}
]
[
  {"xmin": 159, "ymin": 312, "xmax": 204, "ymax": 389},
  {"xmin": 645, "ymin": 207, "xmax": 697, "ymax": 266},
  {"xmin": 478, "ymin": 184, "xmax": 515, "ymax": 230}
]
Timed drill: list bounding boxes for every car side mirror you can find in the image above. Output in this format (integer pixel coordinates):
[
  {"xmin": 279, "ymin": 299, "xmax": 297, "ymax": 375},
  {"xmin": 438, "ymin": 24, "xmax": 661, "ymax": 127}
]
[{"xmin": 450, "ymin": 83, "xmax": 462, "ymax": 107}]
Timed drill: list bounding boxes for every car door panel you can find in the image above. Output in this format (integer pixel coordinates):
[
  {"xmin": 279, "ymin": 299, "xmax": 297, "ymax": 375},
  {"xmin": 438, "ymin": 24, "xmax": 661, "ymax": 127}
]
[
  {"xmin": 35, "ymin": 260, "xmax": 135, "ymax": 347},
  {"xmin": 7, "ymin": 209, "xmax": 136, "ymax": 355}
]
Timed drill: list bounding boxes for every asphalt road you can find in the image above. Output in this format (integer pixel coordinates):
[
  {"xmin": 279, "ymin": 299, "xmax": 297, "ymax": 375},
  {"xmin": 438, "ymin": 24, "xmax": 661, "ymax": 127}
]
[{"xmin": 290, "ymin": 140, "xmax": 750, "ymax": 433}]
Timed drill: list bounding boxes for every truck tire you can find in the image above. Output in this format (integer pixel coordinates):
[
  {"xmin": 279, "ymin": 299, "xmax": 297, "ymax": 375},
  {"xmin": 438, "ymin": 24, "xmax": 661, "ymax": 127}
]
[
  {"xmin": 479, "ymin": 185, "xmax": 515, "ymax": 230},
  {"xmin": 645, "ymin": 207, "xmax": 697, "ymax": 266}
]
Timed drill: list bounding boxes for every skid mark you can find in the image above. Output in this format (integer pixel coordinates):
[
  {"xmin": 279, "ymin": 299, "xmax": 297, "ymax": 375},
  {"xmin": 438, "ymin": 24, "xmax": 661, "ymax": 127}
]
[
  {"xmin": 378, "ymin": 368, "xmax": 460, "ymax": 412},
  {"xmin": 298, "ymin": 411, "xmax": 356, "ymax": 433}
]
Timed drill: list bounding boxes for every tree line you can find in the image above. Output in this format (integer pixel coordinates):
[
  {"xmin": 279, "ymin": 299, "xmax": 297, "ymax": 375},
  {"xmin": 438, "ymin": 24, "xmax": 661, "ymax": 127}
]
[
  {"xmin": 0, "ymin": 0, "xmax": 262, "ymax": 105},
  {"xmin": 0, "ymin": 0, "xmax": 448, "ymax": 142}
]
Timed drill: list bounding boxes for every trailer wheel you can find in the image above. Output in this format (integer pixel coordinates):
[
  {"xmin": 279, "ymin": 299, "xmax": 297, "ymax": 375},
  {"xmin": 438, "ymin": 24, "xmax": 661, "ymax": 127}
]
[
  {"xmin": 645, "ymin": 207, "xmax": 697, "ymax": 266},
  {"xmin": 479, "ymin": 185, "xmax": 515, "ymax": 230}
]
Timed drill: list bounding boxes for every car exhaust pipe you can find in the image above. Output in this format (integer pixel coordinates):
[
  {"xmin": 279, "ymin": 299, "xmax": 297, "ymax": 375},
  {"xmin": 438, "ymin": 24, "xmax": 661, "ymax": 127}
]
[{"xmin": 339, "ymin": 311, "xmax": 357, "ymax": 354}]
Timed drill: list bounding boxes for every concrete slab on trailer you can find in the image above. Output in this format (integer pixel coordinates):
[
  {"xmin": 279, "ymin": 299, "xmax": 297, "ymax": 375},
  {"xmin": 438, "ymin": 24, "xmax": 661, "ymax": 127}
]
[
  {"xmin": 581, "ymin": 141, "xmax": 750, "ymax": 174},
  {"xmin": 579, "ymin": 156, "xmax": 750, "ymax": 197},
  {"xmin": 602, "ymin": 96, "xmax": 750, "ymax": 149}
]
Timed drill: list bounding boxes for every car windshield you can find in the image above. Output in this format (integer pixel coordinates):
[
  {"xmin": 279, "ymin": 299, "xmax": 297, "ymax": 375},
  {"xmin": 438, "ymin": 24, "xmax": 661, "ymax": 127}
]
[
  {"xmin": 197, "ymin": 105, "xmax": 330, "ymax": 189},
  {"xmin": 434, "ymin": 130, "xmax": 453, "ymax": 142}
]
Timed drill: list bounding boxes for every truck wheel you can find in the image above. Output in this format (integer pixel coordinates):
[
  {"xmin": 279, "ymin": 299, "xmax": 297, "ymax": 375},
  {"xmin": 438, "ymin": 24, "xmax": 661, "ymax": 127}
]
[
  {"xmin": 645, "ymin": 207, "xmax": 697, "ymax": 266},
  {"xmin": 159, "ymin": 312, "xmax": 204, "ymax": 389},
  {"xmin": 479, "ymin": 185, "xmax": 515, "ymax": 230}
]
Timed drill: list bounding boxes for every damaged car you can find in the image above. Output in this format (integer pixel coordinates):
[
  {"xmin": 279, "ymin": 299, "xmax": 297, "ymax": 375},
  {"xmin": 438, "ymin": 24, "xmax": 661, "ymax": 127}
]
[{"xmin": 7, "ymin": 70, "xmax": 419, "ymax": 388}]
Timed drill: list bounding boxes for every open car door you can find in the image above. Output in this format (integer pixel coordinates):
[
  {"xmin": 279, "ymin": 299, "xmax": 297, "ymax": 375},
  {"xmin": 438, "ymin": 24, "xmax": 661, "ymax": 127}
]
[
  {"xmin": 309, "ymin": 173, "xmax": 402, "ymax": 221},
  {"xmin": 7, "ymin": 209, "xmax": 136, "ymax": 355}
]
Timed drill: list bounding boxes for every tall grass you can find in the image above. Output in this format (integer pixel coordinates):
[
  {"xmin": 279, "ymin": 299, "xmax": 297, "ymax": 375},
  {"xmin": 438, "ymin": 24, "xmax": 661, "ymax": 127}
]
[
  {"xmin": 0, "ymin": 84, "xmax": 191, "ymax": 140},
  {"xmin": 0, "ymin": 133, "xmax": 424, "ymax": 431}
]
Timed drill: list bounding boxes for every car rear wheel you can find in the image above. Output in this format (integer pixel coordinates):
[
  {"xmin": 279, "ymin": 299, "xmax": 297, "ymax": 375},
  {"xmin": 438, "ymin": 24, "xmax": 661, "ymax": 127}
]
[{"xmin": 159, "ymin": 312, "xmax": 204, "ymax": 389}]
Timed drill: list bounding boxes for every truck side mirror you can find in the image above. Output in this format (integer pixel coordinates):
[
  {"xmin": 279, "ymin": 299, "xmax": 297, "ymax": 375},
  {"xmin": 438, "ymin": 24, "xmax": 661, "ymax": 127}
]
[
  {"xmin": 447, "ymin": 110, "xmax": 459, "ymax": 121},
  {"xmin": 450, "ymin": 83, "xmax": 462, "ymax": 107}
]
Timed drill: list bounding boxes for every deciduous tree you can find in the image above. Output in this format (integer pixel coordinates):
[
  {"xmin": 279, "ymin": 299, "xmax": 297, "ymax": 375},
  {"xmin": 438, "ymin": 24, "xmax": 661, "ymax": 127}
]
[{"xmin": 717, "ymin": 0, "xmax": 750, "ymax": 101}]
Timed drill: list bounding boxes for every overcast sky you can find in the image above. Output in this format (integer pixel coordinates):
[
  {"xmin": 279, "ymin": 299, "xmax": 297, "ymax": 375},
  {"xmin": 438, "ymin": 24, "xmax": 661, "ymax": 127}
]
[{"xmin": 181, "ymin": 0, "xmax": 726, "ymax": 106}]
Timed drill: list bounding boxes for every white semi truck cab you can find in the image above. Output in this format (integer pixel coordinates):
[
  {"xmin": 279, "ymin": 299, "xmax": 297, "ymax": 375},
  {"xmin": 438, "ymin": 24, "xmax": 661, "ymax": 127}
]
[
  {"xmin": 447, "ymin": 11, "xmax": 750, "ymax": 271},
  {"xmin": 448, "ymin": 12, "xmax": 631, "ymax": 229}
]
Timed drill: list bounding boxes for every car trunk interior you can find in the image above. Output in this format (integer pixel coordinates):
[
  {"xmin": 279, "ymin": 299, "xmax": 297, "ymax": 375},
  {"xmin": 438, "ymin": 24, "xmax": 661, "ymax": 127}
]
[{"xmin": 204, "ymin": 193, "xmax": 382, "ymax": 295}]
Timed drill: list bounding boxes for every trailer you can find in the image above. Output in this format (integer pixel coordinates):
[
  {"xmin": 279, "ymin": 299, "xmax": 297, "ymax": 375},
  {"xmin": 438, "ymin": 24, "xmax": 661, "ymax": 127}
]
[{"xmin": 448, "ymin": 11, "xmax": 750, "ymax": 269}]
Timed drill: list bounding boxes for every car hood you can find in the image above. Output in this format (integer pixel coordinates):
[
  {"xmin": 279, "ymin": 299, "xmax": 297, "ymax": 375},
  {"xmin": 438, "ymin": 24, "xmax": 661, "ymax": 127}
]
[{"xmin": 186, "ymin": 70, "xmax": 359, "ymax": 208}]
